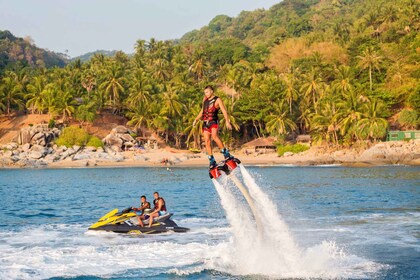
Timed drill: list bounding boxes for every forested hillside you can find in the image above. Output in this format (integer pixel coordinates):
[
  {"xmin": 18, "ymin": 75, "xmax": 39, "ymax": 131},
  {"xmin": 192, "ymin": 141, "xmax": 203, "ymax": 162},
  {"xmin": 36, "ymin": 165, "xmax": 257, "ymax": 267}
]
[
  {"xmin": 0, "ymin": 30, "xmax": 67, "ymax": 73},
  {"xmin": 71, "ymin": 50, "xmax": 118, "ymax": 63},
  {"xmin": 0, "ymin": 0, "xmax": 419, "ymax": 148}
]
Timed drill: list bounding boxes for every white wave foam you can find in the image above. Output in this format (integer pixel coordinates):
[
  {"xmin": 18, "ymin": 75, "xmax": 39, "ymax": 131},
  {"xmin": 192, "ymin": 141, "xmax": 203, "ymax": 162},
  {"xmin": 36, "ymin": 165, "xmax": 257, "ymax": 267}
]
[
  {"xmin": 0, "ymin": 224, "xmax": 226, "ymax": 279},
  {"xmin": 205, "ymin": 165, "xmax": 386, "ymax": 279}
]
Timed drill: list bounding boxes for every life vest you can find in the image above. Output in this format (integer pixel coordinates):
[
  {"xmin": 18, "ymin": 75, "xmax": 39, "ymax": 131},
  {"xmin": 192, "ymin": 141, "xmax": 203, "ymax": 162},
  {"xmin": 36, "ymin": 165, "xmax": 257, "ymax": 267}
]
[
  {"xmin": 202, "ymin": 96, "xmax": 219, "ymax": 122},
  {"xmin": 141, "ymin": 201, "xmax": 151, "ymax": 214},
  {"xmin": 153, "ymin": 197, "xmax": 167, "ymax": 212}
]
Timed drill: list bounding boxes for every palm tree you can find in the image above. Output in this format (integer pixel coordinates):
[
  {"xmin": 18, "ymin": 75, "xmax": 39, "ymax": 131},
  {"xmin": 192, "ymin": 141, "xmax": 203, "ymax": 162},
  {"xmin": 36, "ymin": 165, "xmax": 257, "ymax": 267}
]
[
  {"xmin": 189, "ymin": 49, "xmax": 209, "ymax": 81},
  {"xmin": 265, "ymin": 100, "xmax": 297, "ymax": 137},
  {"xmin": 357, "ymin": 47, "xmax": 382, "ymax": 91},
  {"xmin": 357, "ymin": 99, "xmax": 388, "ymax": 141},
  {"xmin": 218, "ymin": 97, "xmax": 240, "ymax": 147},
  {"xmin": 52, "ymin": 90, "xmax": 76, "ymax": 122},
  {"xmin": 332, "ymin": 65, "xmax": 353, "ymax": 95},
  {"xmin": 99, "ymin": 64, "xmax": 126, "ymax": 112},
  {"xmin": 26, "ymin": 76, "xmax": 47, "ymax": 114},
  {"xmin": 160, "ymin": 85, "xmax": 184, "ymax": 143},
  {"xmin": 300, "ymin": 68, "xmax": 325, "ymax": 113},
  {"xmin": 126, "ymin": 102, "xmax": 151, "ymax": 136},
  {"xmin": 0, "ymin": 76, "xmax": 24, "ymax": 115},
  {"xmin": 338, "ymin": 91, "xmax": 367, "ymax": 142},
  {"xmin": 310, "ymin": 93, "xmax": 341, "ymax": 146},
  {"xmin": 185, "ymin": 102, "xmax": 203, "ymax": 149},
  {"xmin": 161, "ymin": 85, "xmax": 183, "ymax": 118},
  {"xmin": 127, "ymin": 69, "xmax": 152, "ymax": 108},
  {"xmin": 280, "ymin": 72, "xmax": 299, "ymax": 115}
]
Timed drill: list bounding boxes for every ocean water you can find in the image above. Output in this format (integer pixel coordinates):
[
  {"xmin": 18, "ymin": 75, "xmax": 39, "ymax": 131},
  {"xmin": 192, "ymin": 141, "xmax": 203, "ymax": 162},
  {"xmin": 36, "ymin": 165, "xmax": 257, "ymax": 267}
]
[{"xmin": 0, "ymin": 165, "xmax": 418, "ymax": 279}]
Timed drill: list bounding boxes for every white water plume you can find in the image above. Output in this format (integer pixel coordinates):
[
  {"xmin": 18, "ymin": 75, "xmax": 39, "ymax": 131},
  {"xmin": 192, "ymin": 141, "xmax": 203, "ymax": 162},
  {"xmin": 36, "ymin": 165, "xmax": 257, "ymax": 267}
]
[{"xmin": 210, "ymin": 165, "xmax": 384, "ymax": 278}]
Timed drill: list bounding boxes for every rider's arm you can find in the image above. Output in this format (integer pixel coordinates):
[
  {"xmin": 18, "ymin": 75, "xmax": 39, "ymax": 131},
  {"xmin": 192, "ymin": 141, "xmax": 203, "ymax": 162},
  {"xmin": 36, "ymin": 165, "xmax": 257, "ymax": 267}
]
[
  {"xmin": 193, "ymin": 109, "xmax": 203, "ymax": 125},
  {"xmin": 150, "ymin": 200, "xmax": 162, "ymax": 215}
]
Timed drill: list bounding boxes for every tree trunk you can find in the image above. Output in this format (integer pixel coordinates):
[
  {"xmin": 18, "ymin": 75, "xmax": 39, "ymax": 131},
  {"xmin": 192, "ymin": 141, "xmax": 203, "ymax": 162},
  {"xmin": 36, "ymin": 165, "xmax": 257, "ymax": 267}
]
[{"xmin": 253, "ymin": 121, "xmax": 261, "ymax": 138}]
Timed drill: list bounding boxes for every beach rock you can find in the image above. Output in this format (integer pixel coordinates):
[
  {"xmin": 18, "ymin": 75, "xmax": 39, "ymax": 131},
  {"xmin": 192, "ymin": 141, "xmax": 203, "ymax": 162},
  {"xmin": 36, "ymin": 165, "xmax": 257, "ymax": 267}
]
[
  {"xmin": 44, "ymin": 154, "xmax": 59, "ymax": 163},
  {"xmin": 283, "ymin": 152, "xmax": 294, "ymax": 157},
  {"xmin": 110, "ymin": 145, "xmax": 122, "ymax": 153},
  {"xmin": 112, "ymin": 126, "xmax": 129, "ymax": 134},
  {"xmin": 73, "ymin": 153, "xmax": 91, "ymax": 161},
  {"xmin": 18, "ymin": 129, "xmax": 32, "ymax": 145},
  {"xmin": 60, "ymin": 148, "xmax": 77, "ymax": 160},
  {"xmin": 119, "ymin": 133, "xmax": 135, "ymax": 142},
  {"xmin": 85, "ymin": 146, "xmax": 97, "ymax": 152},
  {"xmin": 8, "ymin": 143, "xmax": 18, "ymax": 150},
  {"xmin": 3, "ymin": 150, "xmax": 13, "ymax": 158},
  {"xmin": 31, "ymin": 132, "xmax": 45, "ymax": 141},
  {"xmin": 28, "ymin": 151, "xmax": 44, "ymax": 159},
  {"xmin": 104, "ymin": 135, "xmax": 123, "ymax": 147},
  {"xmin": 112, "ymin": 153, "xmax": 125, "ymax": 162},
  {"xmin": 31, "ymin": 144, "xmax": 47, "ymax": 154},
  {"xmin": 22, "ymin": 143, "xmax": 31, "ymax": 152},
  {"xmin": 11, "ymin": 155, "xmax": 20, "ymax": 162},
  {"xmin": 73, "ymin": 145, "xmax": 81, "ymax": 153}
]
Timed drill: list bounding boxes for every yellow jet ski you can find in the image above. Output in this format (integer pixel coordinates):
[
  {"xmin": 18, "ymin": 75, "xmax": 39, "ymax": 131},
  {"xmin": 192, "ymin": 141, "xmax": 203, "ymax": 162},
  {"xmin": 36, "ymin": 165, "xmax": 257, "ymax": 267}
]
[{"xmin": 89, "ymin": 208, "xmax": 189, "ymax": 234}]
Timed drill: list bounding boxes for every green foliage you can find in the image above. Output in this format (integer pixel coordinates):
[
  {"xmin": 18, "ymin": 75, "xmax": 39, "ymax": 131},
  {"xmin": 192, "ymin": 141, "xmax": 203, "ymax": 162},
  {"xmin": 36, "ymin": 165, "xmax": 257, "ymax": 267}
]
[
  {"xmin": 86, "ymin": 136, "xmax": 104, "ymax": 148},
  {"xmin": 48, "ymin": 118, "xmax": 55, "ymax": 128},
  {"xmin": 277, "ymin": 144, "xmax": 309, "ymax": 156},
  {"xmin": 55, "ymin": 126, "xmax": 90, "ymax": 147},
  {"xmin": 398, "ymin": 109, "xmax": 419, "ymax": 129},
  {"xmin": 1, "ymin": 0, "xmax": 419, "ymax": 149}
]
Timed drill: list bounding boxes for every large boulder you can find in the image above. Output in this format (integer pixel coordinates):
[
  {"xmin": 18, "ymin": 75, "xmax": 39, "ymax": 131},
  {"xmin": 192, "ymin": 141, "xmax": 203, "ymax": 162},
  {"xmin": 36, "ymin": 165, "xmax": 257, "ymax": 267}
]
[
  {"xmin": 104, "ymin": 135, "xmax": 123, "ymax": 147},
  {"xmin": 73, "ymin": 152, "xmax": 91, "ymax": 161},
  {"xmin": 29, "ymin": 151, "xmax": 44, "ymax": 159},
  {"xmin": 18, "ymin": 129, "xmax": 32, "ymax": 145},
  {"xmin": 119, "ymin": 133, "xmax": 135, "ymax": 142},
  {"xmin": 112, "ymin": 126, "xmax": 129, "ymax": 134},
  {"xmin": 22, "ymin": 143, "xmax": 31, "ymax": 153}
]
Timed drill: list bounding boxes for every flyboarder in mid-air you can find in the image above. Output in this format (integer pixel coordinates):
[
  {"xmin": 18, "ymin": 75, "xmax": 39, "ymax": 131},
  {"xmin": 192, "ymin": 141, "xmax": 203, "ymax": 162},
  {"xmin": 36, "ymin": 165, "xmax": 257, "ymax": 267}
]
[{"xmin": 193, "ymin": 85, "xmax": 240, "ymax": 178}]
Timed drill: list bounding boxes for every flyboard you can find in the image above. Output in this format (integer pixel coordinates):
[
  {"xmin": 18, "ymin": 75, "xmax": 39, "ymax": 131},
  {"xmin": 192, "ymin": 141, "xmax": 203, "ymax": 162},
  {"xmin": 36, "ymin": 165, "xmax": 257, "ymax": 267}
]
[{"xmin": 210, "ymin": 157, "xmax": 263, "ymax": 235}]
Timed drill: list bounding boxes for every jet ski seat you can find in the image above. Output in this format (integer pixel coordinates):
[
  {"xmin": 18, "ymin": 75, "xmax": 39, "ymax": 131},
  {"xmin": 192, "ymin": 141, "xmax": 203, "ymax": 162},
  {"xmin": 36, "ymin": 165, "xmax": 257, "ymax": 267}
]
[{"xmin": 129, "ymin": 212, "xmax": 173, "ymax": 226}]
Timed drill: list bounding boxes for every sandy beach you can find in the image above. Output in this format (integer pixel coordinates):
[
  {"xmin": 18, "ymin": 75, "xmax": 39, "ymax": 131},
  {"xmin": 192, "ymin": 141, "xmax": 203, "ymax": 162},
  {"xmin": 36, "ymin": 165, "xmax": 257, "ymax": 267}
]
[{"xmin": 41, "ymin": 141, "xmax": 420, "ymax": 169}]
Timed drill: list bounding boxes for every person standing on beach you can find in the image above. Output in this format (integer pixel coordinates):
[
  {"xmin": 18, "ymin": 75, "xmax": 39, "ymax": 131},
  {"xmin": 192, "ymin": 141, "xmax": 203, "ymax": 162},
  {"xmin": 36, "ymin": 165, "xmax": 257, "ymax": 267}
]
[{"xmin": 193, "ymin": 85, "xmax": 233, "ymax": 169}]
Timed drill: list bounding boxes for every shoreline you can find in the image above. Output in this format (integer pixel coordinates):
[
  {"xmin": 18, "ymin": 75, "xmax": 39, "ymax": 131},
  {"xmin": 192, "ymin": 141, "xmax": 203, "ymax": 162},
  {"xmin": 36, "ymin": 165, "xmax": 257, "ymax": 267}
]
[{"xmin": 1, "ymin": 151, "xmax": 418, "ymax": 170}]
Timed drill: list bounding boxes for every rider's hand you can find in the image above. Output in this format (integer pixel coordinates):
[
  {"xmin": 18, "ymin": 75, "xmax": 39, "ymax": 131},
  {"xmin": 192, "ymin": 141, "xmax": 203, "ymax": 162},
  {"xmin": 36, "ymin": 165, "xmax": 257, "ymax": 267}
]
[{"xmin": 226, "ymin": 121, "xmax": 232, "ymax": 130}]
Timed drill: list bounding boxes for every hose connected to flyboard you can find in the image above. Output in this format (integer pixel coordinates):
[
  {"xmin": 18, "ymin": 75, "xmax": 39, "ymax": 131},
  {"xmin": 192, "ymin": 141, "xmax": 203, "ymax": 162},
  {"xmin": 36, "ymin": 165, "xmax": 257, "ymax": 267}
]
[{"xmin": 228, "ymin": 170, "xmax": 263, "ymax": 238}]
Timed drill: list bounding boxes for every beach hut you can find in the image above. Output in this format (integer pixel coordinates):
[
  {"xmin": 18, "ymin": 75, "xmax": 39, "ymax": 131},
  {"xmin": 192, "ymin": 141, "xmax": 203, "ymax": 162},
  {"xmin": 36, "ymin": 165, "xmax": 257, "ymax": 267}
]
[
  {"xmin": 296, "ymin": 134, "xmax": 311, "ymax": 146},
  {"xmin": 242, "ymin": 137, "xmax": 277, "ymax": 154}
]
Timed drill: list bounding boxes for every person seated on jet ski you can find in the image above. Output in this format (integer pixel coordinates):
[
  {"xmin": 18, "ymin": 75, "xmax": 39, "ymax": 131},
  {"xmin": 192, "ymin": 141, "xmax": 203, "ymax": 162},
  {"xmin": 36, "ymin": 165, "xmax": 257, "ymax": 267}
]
[
  {"xmin": 132, "ymin": 195, "xmax": 151, "ymax": 227},
  {"xmin": 148, "ymin": 192, "xmax": 167, "ymax": 227}
]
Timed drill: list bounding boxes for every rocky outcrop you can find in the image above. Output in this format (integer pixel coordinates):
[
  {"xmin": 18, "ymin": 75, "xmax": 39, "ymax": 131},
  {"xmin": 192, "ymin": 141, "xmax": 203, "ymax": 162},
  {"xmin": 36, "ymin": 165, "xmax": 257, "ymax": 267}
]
[
  {"xmin": 17, "ymin": 124, "xmax": 60, "ymax": 146},
  {"xmin": 359, "ymin": 140, "xmax": 420, "ymax": 164},
  {"xmin": 0, "ymin": 124, "xmax": 134, "ymax": 168},
  {"xmin": 103, "ymin": 126, "xmax": 137, "ymax": 152}
]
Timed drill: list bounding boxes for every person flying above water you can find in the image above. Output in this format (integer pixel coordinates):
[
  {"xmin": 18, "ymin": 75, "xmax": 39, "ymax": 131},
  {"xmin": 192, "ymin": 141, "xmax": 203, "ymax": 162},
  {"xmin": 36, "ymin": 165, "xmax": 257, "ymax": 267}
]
[
  {"xmin": 193, "ymin": 85, "xmax": 233, "ymax": 169},
  {"xmin": 132, "ymin": 195, "xmax": 151, "ymax": 227},
  {"xmin": 147, "ymin": 192, "xmax": 167, "ymax": 227}
]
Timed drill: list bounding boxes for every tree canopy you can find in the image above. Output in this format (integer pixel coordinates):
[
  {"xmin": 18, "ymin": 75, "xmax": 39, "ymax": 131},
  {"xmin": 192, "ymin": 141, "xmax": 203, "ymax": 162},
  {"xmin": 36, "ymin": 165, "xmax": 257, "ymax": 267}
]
[{"xmin": 1, "ymin": 0, "xmax": 419, "ymax": 148}]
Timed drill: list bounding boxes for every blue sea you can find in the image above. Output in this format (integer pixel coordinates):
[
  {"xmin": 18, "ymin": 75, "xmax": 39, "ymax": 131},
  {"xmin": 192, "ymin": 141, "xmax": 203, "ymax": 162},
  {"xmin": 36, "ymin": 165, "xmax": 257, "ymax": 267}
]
[{"xmin": 0, "ymin": 165, "xmax": 419, "ymax": 279}]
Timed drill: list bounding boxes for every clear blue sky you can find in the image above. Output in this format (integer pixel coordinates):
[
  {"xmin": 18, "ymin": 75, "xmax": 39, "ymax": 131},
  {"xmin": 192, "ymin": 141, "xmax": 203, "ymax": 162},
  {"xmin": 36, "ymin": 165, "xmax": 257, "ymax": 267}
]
[{"xmin": 0, "ymin": 0, "xmax": 280, "ymax": 57}]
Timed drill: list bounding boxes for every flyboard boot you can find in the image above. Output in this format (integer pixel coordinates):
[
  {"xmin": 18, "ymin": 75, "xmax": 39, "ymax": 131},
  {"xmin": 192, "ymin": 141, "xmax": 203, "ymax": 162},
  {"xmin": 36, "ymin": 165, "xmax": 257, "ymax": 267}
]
[{"xmin": 209, "ymin": 148, "xmax": 241, "ymax": 179}]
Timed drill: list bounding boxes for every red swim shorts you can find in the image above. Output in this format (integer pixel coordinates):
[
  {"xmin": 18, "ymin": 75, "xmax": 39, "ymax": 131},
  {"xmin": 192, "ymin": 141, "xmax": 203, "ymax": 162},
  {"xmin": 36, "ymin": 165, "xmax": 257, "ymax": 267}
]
[{"xmin": 203, "ymin": 123, "xmax": 219, "ymax": 133}]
